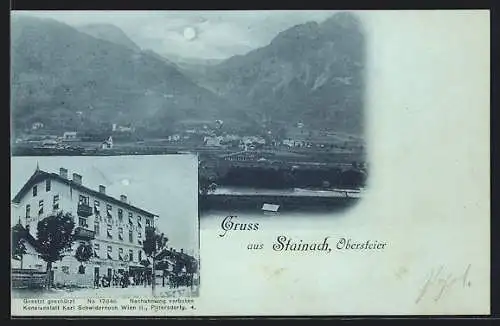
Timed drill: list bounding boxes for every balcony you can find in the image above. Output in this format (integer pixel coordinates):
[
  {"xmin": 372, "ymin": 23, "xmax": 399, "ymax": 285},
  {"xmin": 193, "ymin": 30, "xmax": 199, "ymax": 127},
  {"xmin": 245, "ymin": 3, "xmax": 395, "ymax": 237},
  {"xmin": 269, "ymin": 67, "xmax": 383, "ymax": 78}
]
[
  {"xmin": 74, "ymin": 227, "xmax": 96, "ymax": 240},
  {"xmin": 77, "ymin": 203, "xmax": 93, "ymax": 217}
]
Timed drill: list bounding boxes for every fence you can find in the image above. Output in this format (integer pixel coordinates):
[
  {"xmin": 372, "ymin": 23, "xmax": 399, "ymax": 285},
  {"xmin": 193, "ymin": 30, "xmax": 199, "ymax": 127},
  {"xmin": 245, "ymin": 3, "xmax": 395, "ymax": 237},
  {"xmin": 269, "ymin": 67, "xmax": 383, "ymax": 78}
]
[
  {"xmin": 12, "ymin": 269, "xmax": 47, "ymax": 289},
  {"xmin": 53, "ymin": 269, "xmax": 94, "ymax": 288}
]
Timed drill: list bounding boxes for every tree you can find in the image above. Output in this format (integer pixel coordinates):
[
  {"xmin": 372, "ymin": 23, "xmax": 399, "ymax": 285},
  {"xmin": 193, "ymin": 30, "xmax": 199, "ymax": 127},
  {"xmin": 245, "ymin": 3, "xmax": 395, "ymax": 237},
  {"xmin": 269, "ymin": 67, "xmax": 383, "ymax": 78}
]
[
  {"xmin": 143, "ymin": 226, "xmax": 168, "ymax": 295},
  {"xmin": 75, "ymin": 243, "xmax": 93, "ymax": 274},
  {"xmin": 12, "ymin": 221, "xmax": 27, "ymax": 268},
  {"xmin": 199, "ymin": 177, "xmax": 210, "ymax": 196},
  {"xmin": 340, "ymin": 169, "xmax": 367, "ymax": 189},
  {"xmin": 207, "ymin": 182, "xmax": 217, "ymax": 194},
  {"xmin": 36, "ymin": 212, "xmax": 75, "ymax": 289},
  {"xmin": 199, "ymin": 177, "xmax": 217, "ymax": 196},
  {"xmin": 184, "ymin": 257, "xmax": 199, "ymax": 290}
]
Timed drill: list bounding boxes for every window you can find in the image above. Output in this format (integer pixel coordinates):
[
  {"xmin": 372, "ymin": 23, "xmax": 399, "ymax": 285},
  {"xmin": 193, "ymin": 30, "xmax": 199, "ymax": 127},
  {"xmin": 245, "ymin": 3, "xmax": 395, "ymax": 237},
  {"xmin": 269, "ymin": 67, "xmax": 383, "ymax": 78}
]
[
  {"xmin": 138, "ymin": 216, "xmax": 142, "ymax": 228},
  {"xmin": 138, "ymin": 215, "xmax": 142, "ymax": 222},
  {"xmin": 33, "ymin": 185, "xmax": 37, "ymax": 197},
  {"xmin": 94, "ymin": 221, "xmax": 100, "ymax": 235},
  {"xmin": 138, "ymin": 250, "xmax": 142, "ymax": 262},
  {"xmin": 129, "ymin": 229, "xmax": 133, "ymax": 243},
  {"xmin": 94, "ymin": 200, "xmax": 100, "ymax": 215},
  {"xmin": 128, "ymin": 212, "xmax": 133, "ymax": 219},
  {"xmin": 38, "ymin": 200, "xmax": 44, "ymax": 215},
  {"xmin": 79, "ymin": 217, "xmax": 88, "ymax": 227},
  {"xmin": 107, "ymin": 224, "xmax": 112, "ymax": 239},
  {"xmin": 146, "ymin": 219, "xmax": 151, "ymax": 227},
  {"xmin": 119, "ymin": 248, "xmax": 124, "ymax": 261},
  {"xmin": 106, "ymin": 204, "xmax": 112, "ymax": 219},
  {"xmin": 53, "ymin": 195, "xmax": 59, "ymax": 210},
  {"xmin": 118, "ymin": 208, "xmax": 123, "ymax": 220},
  {"xmin": 79, "ymin": 195, "xmax": 89, "ymax": 206},
  {"xmin": 107, "ymin": 246, "xmax": 113, "ymax": 260},
  {"xmin": 46, "ymin": 179, "xmax": 51, "ymax": 192},
  {"xmin": 129, "ymin": 250, "xmax": 133, "ymax": 262},
  {"xmin": 25, "ymin": 204, "xmax": 30, "ymax": 218},
  {"xmin": 94, "ymin": 243, "xmax": 100, "ymax": 258},
  {"xmin": 118, "ymin": 227, "xmax": 123, "ymax": 241}
]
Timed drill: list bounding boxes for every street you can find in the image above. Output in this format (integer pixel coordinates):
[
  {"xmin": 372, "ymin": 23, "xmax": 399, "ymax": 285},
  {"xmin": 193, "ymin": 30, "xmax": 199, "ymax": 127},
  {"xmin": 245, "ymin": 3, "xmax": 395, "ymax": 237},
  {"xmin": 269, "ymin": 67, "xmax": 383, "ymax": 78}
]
[{"xmin": 12, "ymin": 285, "xmax": 198, "ymax": 299}]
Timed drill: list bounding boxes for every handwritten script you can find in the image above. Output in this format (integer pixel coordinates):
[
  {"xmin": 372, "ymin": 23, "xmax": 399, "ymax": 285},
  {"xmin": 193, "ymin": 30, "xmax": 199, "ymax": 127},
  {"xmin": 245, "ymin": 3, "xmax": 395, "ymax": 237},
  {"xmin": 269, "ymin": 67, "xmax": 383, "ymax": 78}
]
[{"xmin": 415, "ymin": 264, "xmax": 472, "ymax": 304}]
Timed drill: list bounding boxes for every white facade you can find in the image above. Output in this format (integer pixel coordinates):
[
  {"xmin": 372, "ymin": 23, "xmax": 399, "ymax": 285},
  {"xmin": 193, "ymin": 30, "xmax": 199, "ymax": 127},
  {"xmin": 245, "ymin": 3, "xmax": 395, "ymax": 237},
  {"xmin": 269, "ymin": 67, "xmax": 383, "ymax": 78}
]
[
  {"xmin": 63, "ymin": 132, "xmax": 78, "ymax": 141},
  {"xmin": 12, "ymin": 169, "xmax": 156, "ymax": 287},
  {"xmin": 32, "ymin": 122, "xmax": 44, "ymax": 130},
  {"xmin": 101, "ymin": 136, "xmax": 113, "ymax": 150},
  {"xmin": 204, "ymin": 136, "xmax": 223, "ymax": 147},
  {"xmin": 168, "ymin": 134, "xmax": 181, "ymax": 142}
]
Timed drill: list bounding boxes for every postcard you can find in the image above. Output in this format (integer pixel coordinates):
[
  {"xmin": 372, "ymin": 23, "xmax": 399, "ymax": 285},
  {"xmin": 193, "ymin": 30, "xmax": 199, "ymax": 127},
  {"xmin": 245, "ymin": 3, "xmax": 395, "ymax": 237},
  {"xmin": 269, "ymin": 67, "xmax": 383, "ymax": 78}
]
[{"xmin": 10, "ymin": 9, "xmax": 490, "ymax": 316}]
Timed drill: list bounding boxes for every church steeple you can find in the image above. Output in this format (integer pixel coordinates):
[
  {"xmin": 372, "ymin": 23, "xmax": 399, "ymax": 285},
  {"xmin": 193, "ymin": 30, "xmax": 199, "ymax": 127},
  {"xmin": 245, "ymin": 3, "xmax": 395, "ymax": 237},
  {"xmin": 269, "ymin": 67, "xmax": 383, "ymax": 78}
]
[{"xmin": 35, "ymin": 161, "xmax": 40, "ymax": 172}]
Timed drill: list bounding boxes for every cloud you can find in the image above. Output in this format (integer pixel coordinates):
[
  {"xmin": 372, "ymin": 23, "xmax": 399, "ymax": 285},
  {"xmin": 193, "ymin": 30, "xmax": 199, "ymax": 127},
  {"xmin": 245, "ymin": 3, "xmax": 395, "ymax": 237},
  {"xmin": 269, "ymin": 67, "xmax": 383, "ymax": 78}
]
[{"xmin": 13, "ymin": 10, "xmax": 341, "ymax": 59}]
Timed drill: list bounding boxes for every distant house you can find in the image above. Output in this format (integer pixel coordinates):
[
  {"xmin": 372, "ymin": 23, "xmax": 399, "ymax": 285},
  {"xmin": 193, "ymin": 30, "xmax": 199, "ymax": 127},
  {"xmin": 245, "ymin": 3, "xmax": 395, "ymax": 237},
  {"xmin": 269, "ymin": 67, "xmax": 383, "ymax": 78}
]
[
  {"xmin": 41, "ymin": 139, "xmax": 60, "ymax": 148},
  {"xmin": 203, "ymin": 136, "xmax": 223, "ymax": 147},
  {"xmin": 282, "ymin": 139, "xmax": 294, "ymax": 147},
  {"xmin": 240, "ymin": 136, "xmax": 266, "ymax": 151},
  {"xmin": 101, "ymin": 136, "xmax": 113, "ymax": 150},
  {"xmin": 283, "ymin": 139, "xmax": 306, "ymax": 148},
  {"xmin": 62, "ymin": 132, "xmax": 78, "ymax": 142},
  {"xmin": 168, "ymin": 134, "xmax": 181, "ymax": 142},
  {"xmin": 31, "ymin": 122, "xmax": 44, "ymax": 130}
]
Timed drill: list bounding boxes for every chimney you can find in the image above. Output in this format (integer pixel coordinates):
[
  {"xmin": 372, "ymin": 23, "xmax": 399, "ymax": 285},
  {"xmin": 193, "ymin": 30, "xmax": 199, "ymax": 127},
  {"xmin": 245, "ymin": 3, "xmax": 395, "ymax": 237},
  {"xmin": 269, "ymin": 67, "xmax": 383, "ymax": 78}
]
[
  {"xmin": 59, "ymin": 168, "xmax": 68, "ymax": 179},
  {"xmin": 99, "ymin": 185, "xmax": 106, "ymax": 194},
  {"xmin": 72, "ymin": 173, "xmax": 82, "ymax": 185},
  {"xmin": 120, "ymin": 195, "xmax": 127, "ymax": 202},
  {"xmin": 180, "ymin": 249, "xmax": 184, "ymax": 254}
]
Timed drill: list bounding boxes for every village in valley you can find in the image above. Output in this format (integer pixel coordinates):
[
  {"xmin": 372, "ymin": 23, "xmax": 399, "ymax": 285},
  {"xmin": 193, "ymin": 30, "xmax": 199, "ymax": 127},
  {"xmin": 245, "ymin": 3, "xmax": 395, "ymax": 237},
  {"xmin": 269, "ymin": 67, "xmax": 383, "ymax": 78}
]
[{"xmin": 12, "ymin": 117, "xmax": 368, "ymax": 212}]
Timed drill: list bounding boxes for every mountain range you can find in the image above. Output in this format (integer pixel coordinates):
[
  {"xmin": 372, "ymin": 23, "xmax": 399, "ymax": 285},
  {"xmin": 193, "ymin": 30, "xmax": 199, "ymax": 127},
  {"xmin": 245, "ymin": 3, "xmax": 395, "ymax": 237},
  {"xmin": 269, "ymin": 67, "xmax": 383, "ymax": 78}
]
[{"xmin": 11, "ymin": 12, "xmax": 365, "ymax": 138}]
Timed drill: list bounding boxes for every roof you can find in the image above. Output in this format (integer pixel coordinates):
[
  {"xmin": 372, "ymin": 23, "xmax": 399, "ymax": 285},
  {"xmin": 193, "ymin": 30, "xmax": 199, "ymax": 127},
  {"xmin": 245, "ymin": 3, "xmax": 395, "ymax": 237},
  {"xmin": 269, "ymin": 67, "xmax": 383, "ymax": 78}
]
[
  {"xmin": 262, "ymin": 203, "xmax": 280, "ymax": 212},
  {"xmin": 12, "ymin": 169, "xmax": 156, "ymax": 217},
  {"xmin": 156, "ymin": 248, "xmax": 196, "ymax": 263},
  {"xmin": 12, "ymin": 223, "xmax": 40, "ymax": 250}
]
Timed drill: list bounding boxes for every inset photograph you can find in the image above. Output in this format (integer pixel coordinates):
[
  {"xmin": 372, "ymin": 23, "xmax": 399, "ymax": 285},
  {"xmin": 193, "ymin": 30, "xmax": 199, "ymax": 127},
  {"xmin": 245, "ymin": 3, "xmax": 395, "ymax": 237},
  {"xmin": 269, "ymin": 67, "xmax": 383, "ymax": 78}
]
[{"xmin": 11, "ymin": 155, "xmax": 199, "ymax": 298}]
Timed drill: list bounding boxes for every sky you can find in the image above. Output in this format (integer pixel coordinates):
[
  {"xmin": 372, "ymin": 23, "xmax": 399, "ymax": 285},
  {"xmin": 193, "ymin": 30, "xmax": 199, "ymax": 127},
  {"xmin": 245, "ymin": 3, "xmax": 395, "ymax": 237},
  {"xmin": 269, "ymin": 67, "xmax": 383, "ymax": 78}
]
[{"xmin": 14, "ymin": 10, "xmax": 340, "ymax": 60}]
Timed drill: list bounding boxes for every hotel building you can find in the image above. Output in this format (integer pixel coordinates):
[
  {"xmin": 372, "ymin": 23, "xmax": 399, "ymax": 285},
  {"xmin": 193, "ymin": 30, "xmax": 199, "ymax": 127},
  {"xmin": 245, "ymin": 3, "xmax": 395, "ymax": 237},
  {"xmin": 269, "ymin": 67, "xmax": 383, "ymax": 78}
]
[{"xmin": 11, "ymin": 166, "xmax": 158, "ymax": 286}]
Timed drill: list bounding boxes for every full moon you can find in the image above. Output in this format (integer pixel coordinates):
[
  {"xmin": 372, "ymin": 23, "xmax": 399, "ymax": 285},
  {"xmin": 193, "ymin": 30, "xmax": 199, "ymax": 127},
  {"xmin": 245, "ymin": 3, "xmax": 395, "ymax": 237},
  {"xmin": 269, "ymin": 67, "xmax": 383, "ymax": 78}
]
[{"xmin": 183, "ymin": 27, "xmax": 197, "ymax": 41}]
